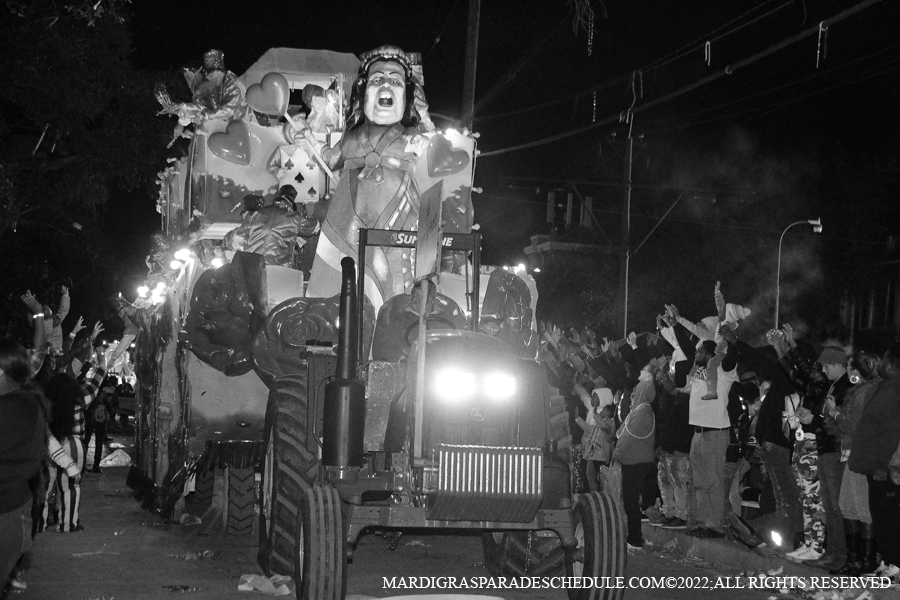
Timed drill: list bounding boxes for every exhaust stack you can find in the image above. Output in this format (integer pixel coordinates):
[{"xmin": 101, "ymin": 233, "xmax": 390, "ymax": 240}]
[{"xmin": 322, "ymin": 257, "xmax": 366, "ymax": 480}]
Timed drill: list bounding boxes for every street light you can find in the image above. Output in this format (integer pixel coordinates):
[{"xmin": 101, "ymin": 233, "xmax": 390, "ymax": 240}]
[{"xmin": 775, "ymin": 218, "xmax": 822, "ymax": 328}]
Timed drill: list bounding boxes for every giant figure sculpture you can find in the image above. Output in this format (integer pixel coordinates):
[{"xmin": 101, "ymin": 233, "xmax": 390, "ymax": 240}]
[{"xmin": 303, "ymin": 46, "xmax": 432, "ymax": 312}]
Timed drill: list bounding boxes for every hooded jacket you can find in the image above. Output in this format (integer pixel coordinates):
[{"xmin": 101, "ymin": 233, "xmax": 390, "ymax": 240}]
[{"xmin": 613, "ymin": 380, "xmax": 656, "ymax": 465}]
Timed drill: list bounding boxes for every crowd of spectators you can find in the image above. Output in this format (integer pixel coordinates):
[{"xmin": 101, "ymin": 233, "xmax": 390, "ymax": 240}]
[
  {"xmin": 1, "ymin": 285, "xmax": 128, "ymax": 594},
  {"xmin": 541, "ymin": 282, "xmax": 900, "ymax": 583}
]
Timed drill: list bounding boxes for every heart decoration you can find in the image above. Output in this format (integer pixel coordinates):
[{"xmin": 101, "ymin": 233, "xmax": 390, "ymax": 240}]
[
  {"xmin": 208, "ymin": 120, "xmax": 251, "ymax": 166},
  {"xmin": 426, "ymin": 134, "xmax": 470, "ymax": 178},
  {"xmin": 246, "ymin": 72, "xmax": 290, "ymax": 116}
]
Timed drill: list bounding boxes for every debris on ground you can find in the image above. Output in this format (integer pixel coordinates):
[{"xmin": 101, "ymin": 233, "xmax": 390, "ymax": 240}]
[
  {"xmin": 237, "ymin": 574, "xmax": 294, "ymax": 596},
  {"xmin": 404, "ymin": 539, "xmax": 430, "ymax": 548},
  {"xmin": 179, "ymin": 513, "xmax": 202, "ymax": 525},
  {"xmin": 162, "ymin": 585, "xmax": 204, "ymax": 593},
  {"xmin": 100, "ymin": 449, "xmax": 132, "ymax": 467},
  {"xmin": 169, "ymin": 550, "xmax": 223, "ymax": 561}
]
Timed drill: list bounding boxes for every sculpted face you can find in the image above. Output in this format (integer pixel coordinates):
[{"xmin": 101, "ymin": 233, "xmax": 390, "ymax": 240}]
[{"xmin": 364, "ymin": 60, "xmax": 406, "ymax": 125}]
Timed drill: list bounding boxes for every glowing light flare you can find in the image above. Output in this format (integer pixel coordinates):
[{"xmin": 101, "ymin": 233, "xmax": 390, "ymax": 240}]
[
  {"xmin": 169, "ymin": 259, "xmax": 182, "ymax": 270},
  {"xmin": 432, "ymin": 368, "xmax": 476, "ymax": 402},
  {"xmin": 174, "ymin": 249, "xmax": 192, "ymax": 261},
  {"xmin": 484, "ymin": 372, "xmax": 516, "ymax": 400},
  {"xmin": 210, "ymin": 257, "xmax": 225, "ymax": 268},
  {"xmin": 150, "ymin": 289, "xmax": 166, "ymax": 305},
  {"xmin": 137, "ymin": 285, "xmax": 149, "ymax": 298},
  {"xmin": 770, "ymin": 531, "xmax": 783, "ymax": 547}
]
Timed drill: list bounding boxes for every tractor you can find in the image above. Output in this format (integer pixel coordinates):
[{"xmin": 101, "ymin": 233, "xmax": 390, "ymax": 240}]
[{"xmin": 256, "ymin": 252, "xmax": 627, "ymax": 600}]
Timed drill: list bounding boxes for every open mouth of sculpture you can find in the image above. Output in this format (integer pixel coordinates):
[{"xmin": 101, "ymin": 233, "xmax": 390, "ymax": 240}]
[{"xmin": 377, "ymin": 91, "xmax": 394, "ymax": 107}]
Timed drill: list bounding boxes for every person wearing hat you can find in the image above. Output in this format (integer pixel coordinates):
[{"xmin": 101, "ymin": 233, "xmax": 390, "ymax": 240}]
[
  {"xmin": 223, "ymin": 193, "xmax": 318, "ymax": 266},
  {"xmin": 778, "ymin": 326, "xmax": 852, "ymax": 568}
]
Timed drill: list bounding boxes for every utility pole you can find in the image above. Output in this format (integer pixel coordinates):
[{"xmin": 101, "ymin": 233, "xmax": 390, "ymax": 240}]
[
  {"xmin": 606, "ymin": 133, "xmax": 643, "ymax": 337},
  {"xmin": 460, "ymin": 0, "xmax": 481, "ymax": 130},
  {"xmin": 620, "ymin": 136, "xmax": 633, "ymax": 338}
]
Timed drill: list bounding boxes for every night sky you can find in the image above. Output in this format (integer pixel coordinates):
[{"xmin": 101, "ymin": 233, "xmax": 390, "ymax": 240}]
[{"xmin": 85, "ymin": 0, "xmax": 900, "ymax": 335}]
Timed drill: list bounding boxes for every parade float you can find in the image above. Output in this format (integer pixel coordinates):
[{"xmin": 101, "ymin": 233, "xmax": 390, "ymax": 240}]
[{"xmin": 130, "ymin": 45, "xmax": 625, "ymax": 600}]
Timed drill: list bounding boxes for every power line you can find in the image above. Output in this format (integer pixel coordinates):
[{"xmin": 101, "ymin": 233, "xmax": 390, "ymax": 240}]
[
  {"xmin": 477, "ymin": 194, "xmax": 887, "ymax": 245},
  {"xmin": 645, "ymin": 0, "xmax": 792, "ymax": 71},
  {"xmin": 476, "ymin": 0, "xmax": 792, "ymax": 121},
  {"xmin": 478, "ymin": 0, "xmax": 885, "ymax": 158},
  {"xmin": 423, "ymin": 0, "xmax": 462, "ymax": 62},
  {"xmin": 641, "ymin": 51, "xmax": 900, "ymax": 135},
  {"xmin": 644, "ymin": 43, "xmax": 900, "ymax": 128}
]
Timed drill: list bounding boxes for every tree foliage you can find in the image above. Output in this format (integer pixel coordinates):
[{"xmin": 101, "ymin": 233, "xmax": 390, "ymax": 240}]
[{"xmin": 0, "ymin": 0, "xmax": 167, "ymax": 335}]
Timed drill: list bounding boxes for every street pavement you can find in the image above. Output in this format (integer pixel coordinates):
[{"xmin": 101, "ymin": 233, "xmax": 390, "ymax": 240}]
[{"xmin": 13, "ymin": 440, "xmax": 900, "ymax": 600}]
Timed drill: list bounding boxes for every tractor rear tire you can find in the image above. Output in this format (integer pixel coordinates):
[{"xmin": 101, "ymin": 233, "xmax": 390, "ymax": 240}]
[
  {"xmin": 185, "ymin": 467, "xmax": 214, "ymax": 517},
  {"xmin": 565, "ymin": 492, "xmax": 626, "ymax": 600},
  {"xmin": 482, "ymin": 531, "xmax": 565, "ymax": 577},
  {"xmin": 257, "ymin": 374, "xmax": 319, "ymax": 576},
  {"xmin": 295, "ymin": 485, "xmax": 346, "ymax": 600}
]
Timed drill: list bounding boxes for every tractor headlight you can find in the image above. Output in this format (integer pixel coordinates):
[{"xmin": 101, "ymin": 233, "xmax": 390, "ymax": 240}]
[
  {"xmin": 433, "ymin": 368, "xmax": 476, "ymax": 402},
  {"xmin": 484, "ymin": 372, "xmax": 516, "ymax": 400}
]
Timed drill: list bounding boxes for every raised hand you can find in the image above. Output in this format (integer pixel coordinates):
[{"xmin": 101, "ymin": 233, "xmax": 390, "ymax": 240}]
[
  {"xmin": 20, "ymin": 290, "xmax": 42, "ymax": 314},
  {"xmin": 91, "ymin": 322, "xmax": 104, "ymax": 341},
  {"xmin": 71, "ymin": 316, "xmax": 85, "ymax": 335},
  {"xmin": 626, "ymin": 332, "xmax": 637, "ymax": 349},
  {"xmin": 61, "ymin": 285, "xmax": 69, "ymax": 296},
  {"xmin": 782, "ymin": 323, "xmax": 797, "ymax": 349},
  {"xmin": 666, "ymin": 304, "xmax": 681, "ymax": 321}
]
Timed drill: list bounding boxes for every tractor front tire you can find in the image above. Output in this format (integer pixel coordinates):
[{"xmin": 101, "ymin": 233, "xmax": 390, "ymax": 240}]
[
  {"xmin": 295, "ymin": 485, "xmax": 346, "ymax": 600},
  {"xmin": 482, "ymin": 531, "xmax": 564, "ymax": 577},
  {"xmin": 257, "ymin": 374, "xmax": 318, "ymax": 576},
  {"xmin": 565, "ymin": 492, "xmax": 626, "ymax": 600}
]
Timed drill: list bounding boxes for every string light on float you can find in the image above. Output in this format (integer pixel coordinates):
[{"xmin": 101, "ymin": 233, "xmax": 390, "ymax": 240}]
[{"xmin": 150, "ymin": 281, "xmax": 167, "ymax": 305}]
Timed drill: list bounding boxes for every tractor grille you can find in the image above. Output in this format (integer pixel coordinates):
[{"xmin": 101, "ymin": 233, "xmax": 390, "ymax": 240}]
[
  {"xmin": 441, "ymin": 425, "xmax": 502, "ymax": 446},
  {"xmin": 426, "ymin": 444, "xmax": 542, "ymax": 523}
]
